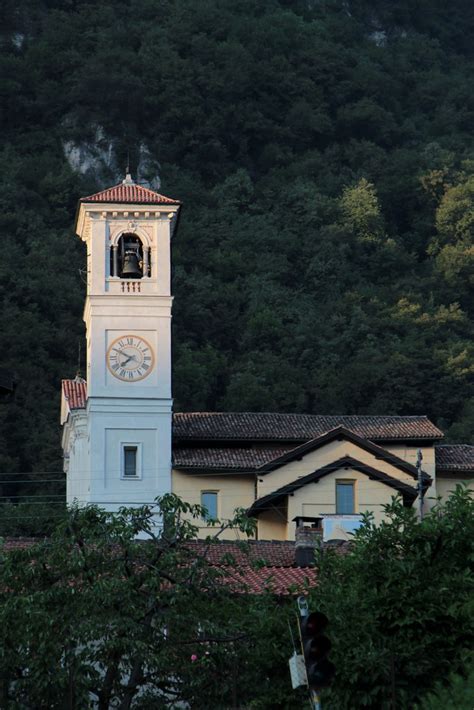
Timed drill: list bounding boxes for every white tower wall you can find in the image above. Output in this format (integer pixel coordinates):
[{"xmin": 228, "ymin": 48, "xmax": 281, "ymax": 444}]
[{"xmin": 64, "ymin": 180, "xmax": 180, "ymax": 521}]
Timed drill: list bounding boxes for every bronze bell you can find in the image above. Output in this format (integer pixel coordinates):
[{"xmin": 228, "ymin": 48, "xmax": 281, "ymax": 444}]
[{"xmin": 121, "ymin": 250, "xmax": 142, "ymax": 279}]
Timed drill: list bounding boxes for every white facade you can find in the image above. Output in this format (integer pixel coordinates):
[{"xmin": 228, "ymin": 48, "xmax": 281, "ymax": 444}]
[{"xmin": 62, "ymin": 177, "xmax": 180, "ymax": 517}]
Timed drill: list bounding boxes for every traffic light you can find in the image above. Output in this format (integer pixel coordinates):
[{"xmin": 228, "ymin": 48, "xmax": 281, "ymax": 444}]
[{"xmin": 300, "ymin": 610, "xmax": 335, "ymax": 690}]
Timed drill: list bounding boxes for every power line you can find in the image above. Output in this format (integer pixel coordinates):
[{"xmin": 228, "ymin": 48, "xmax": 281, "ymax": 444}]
[{"xmin": 0, "ymin": 451, "xmax": 438, "ymax": 477}]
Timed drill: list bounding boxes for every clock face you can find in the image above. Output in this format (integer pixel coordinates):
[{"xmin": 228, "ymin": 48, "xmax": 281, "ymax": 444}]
[{"xmin": 106, "ymin": 335, "xmax": 155, "ymax": 381}]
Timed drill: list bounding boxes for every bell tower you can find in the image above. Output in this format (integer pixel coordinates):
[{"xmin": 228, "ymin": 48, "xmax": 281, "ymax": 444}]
[{"xmin": 62, "ymin": 174, "xmax": 180, "ymax": 514}]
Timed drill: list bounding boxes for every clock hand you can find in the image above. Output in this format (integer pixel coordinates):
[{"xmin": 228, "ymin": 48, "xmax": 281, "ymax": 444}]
[{"xmin": 120, "ymin": 353, "xmax": 136, "ymax": 366}]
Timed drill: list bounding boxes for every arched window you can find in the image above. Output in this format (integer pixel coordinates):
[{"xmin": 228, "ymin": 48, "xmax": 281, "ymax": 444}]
[{"xmin": 110, "ymin": 233, "xmax": 151, "ymax": 279}]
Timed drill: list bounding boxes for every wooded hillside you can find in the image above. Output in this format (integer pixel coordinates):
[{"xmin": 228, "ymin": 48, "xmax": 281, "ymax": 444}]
[{"xmin": 1, "ymin": 0, "xmax": 474, "ymax": 489}]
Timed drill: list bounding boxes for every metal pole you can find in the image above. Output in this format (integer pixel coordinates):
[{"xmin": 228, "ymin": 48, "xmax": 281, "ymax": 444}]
[
  {"xmin": 416, "ymin": 449, "xmax": 423, "ymax": 521},
  {"xmin": 297, "ymin": 598, "xmax": 322, "ymax": 710}
]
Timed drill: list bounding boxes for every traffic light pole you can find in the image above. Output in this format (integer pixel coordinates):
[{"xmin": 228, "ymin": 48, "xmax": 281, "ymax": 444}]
[
  {"xmin": 417, "ymin": 449, "xmax": 424, "ymax": 521},
  {"xmin": 297, "ymin": 597, "xmax": 324, "ymax": 710},
  {"xmin": 310, "ymin": 689, "xmax": 322, "ymax": 710}
]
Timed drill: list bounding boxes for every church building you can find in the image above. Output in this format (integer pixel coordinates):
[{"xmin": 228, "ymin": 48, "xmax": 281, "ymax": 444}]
[{"xmin": 61, "ymin": 177, "xmax": 474, "ymax": 540}]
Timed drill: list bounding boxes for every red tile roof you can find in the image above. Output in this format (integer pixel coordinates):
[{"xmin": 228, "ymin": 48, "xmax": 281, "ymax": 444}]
[
  {"xmin": 173, "ymin": 412, "xmax": 444, "ymax": 442},
  {"xmin": 186, "ymin": 540, "xmax": 296, "ymax": 566},
  {"xmin": 1, "ymin": 537, "xmax": 44, "ymax": 551},
  {"xmin": 173, "ymin": 446, "xmax": 293, "ymax": 470},
  {"xmin": 436, "ymin": 445, "xmax": 474, "ymax": 472},
  {"xmin": 1, "ymin": 538, "xmax": 313, "ymax": 595},
  {"xmin": 62, "ymin": 378, "xmax": 87, "ymax": 410},
  {"xmin": 59, "ymin": 382, "xmax": 442, "ymax": 444},
  {"xmin": 80, "ymin": 181, "xmax": 180, "ymax": 205},
  {"xmin": 217, "ymin": 565, "xmax": 315, "ymax": 594},
  {"xmin": 185, "ymin": 541, "xmax": 314, "ymax": 594}
]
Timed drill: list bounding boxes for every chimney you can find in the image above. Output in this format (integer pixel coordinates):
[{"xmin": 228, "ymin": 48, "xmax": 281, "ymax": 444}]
[{"xmin": 293, "ymin": 516, "xmax": 323, "ymax": 567}]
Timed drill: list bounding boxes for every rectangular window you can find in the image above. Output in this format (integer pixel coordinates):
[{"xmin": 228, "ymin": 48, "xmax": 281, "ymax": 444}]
[
  {"xmin": 201, "ymin": 491, "xmax": 218, "ymax": 521},
  {"xmin": 123, "ymin": 446, "xmax": 138, "ymax": 478},
  {"xmin": 336, "ymin": 481, "xmax": 355, "ymax": 515}
]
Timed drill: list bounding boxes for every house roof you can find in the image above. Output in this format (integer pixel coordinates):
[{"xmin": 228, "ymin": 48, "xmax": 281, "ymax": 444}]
[
  {"xmin": 216, "ymin": 565, "xmax": 315, "ymax": 595},
  {"xmin": 173, "ymin": 446, "xmax": 292, "ymax": 471},
  {"xmin": 173, "ymin": 412, "xmax": 444, "ymax": 443},
  {"xmin": 80, "ymin": 178, "xmax": 180, "ymax": 206},
  {"xmin": 248, "ymin": 455, "xmax": 419, "ymax": 516},
  {"xmin": 256, "ymin": 426, "xmax": 422, "ymax": 478},
  {"xmin": 62, "ymin": 378, "xmax": 87, "ymax": 411},
  {"xmin": 62, "ymin": 382, "xmax": 443, "ymax": 445},
  {"xmin": 186, "ymin": 540, "xmax": 296, "ymax": 566},
  {"xmin": 435, "ymin": 445, "xmax": 474, "ymax": 473},
  {"xmin": 173, "ymin": 426, "xmax": 430, "ymax": 478},
  {"xmin": 60, "ymin": 380, "xmax": 445, "ymax": 469},
  {"xmin": 1, "ymin": 537, "xmax": 315, "ymax": 595}
]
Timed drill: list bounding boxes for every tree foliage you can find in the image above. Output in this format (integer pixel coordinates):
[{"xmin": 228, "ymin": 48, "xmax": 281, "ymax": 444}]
[
  {"xmin": 0, "ymin": 491, "xmax": 473, "ymax": 707},
  {"xmin": 0, "ymin": 494, "xmax": 303, "ymax": 709},
  {"xmin": 0, "ymin": 0, "xmax": 474, "ymax": 498},
  {"xmin": 312, "ymin": 485, "xmax": 474, "ymax": 709}
]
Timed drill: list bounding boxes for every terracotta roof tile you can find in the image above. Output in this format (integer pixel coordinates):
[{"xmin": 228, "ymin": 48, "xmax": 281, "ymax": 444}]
[
  {"xmin": 173, "ymin": 446, "xmax": 293, "ymax": 470},
  {"xmin": 436, "ymin": 445, "xmax": 474, "ymax": 472},
  {"xmin": 1, "ymin": 538, "xmax": 312, "ymax": 595},
  {"xmin": 216, "ymin": 565, "xmax": 315, "ymax": 594},
  {"xmin": 1, "ymin": 537, "xmax": 43, "ymax": 551},
  {"xmin": 186, "ymin": 540, "xmax": 296, "ymax": 567},
  {"xmin": 80, "ymin": 181, "xmax": 180, "ymax": 205},
  {"xmin": 62, "ymin": 379, "xmax": 87, "ymax": 410},
  {"xmin": 173, "ymin": 412, "xmax": 443, "ymax": 442}
]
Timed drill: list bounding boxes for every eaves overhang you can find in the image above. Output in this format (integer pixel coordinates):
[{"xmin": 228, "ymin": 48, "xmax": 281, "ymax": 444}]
[
  {"xmin": 248, "ymin": 455, "xmax": 422, "ymax": 517},
  {"xmin": 256, "ymin": 425, "xmax": 425, "ymax": 478}
]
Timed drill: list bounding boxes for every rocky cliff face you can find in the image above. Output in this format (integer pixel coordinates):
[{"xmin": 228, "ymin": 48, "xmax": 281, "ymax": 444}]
[{"xmin": 63, "ymin": 125, "xmax": 160, "ymax": 189}]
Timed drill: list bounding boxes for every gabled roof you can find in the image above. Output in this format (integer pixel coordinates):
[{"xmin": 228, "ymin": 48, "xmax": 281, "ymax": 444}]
[
  {"xmin": 80, "ymin": 177, "xmax": 180, "ymax": 206},
  {"xmin": 436, "ymin": 445, "xmax": 474, "ymax": 473},
  {"xmin": 62, "ymin": 378, "xmax": 87, "ymax": 410},
  {"xmin": 256, "ymin": 426, "xmax": 423, "ymax": 479},
  {"xmin": 59, "ymin": 385, "xmax": 442, "ymax": 444},
  {"xmin": 173, "ymin": 412, "xmax": 444, "ymax": 443},
  {"xmin": 247, "ymin": 455, "xmax": 420, "ymax": 516}
]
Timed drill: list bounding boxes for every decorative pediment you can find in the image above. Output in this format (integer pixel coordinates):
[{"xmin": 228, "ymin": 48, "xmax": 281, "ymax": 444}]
[
  {"xmin": 248, "ymin": 455, "xmax": 419, "ymax": 517},
  {"xmin": 257, "ymin": 426, "xmax": 424, "ymax": 478}
]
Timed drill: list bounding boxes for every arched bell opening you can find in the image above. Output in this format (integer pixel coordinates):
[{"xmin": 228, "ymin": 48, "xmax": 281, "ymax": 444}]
[{"xmin": 110, "ymin": 233, "xmax": 151, "ymax": 279}]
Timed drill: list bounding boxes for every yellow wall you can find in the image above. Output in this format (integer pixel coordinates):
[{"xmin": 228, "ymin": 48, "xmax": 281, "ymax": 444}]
[
  {"xmin": 285, "ymin": 467, "xmax": 400, "ymax": 540},
  {"xmin": 172, "ymin": 439, "xmax": 436, "ymax": 540},
  {"xmin": 436, "ymin": 474, "xmax": 474, "ymax": 501},
  {"xmin": 172, "ymin": 469, "xmax": 255, "ymax": 539},
  {"xmin": 257, "ymin": 439, "xmax": 418, "ymax": 501},
  {"xmin": 257, "ymin": 505, "xmax": 288, "ymax": 541},
  {"xmin": 384, "ymin": 443, "xmax": 437, "ymax": 508}
]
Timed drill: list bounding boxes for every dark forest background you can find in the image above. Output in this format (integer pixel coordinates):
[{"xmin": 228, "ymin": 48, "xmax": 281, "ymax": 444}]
[{"xmin": 1, "ymin": 0, "xmax": 474, "ymax": 503}]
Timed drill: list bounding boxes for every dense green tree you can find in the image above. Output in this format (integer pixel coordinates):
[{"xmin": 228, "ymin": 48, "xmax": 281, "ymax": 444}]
[
  {"xmin": 417, "ymin": 662, "xmax": 474, "ymax": 709},
  {"xmin": 312, "ymin": 486, "xmax": 474, "ymax": 709},
  {"xmin": 0, "ymin": 495, "xmax": 303, "ymax": 709},
  {"xmin": 0, "ymin": 0, "xmax": 474, "ymax": 499}
]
